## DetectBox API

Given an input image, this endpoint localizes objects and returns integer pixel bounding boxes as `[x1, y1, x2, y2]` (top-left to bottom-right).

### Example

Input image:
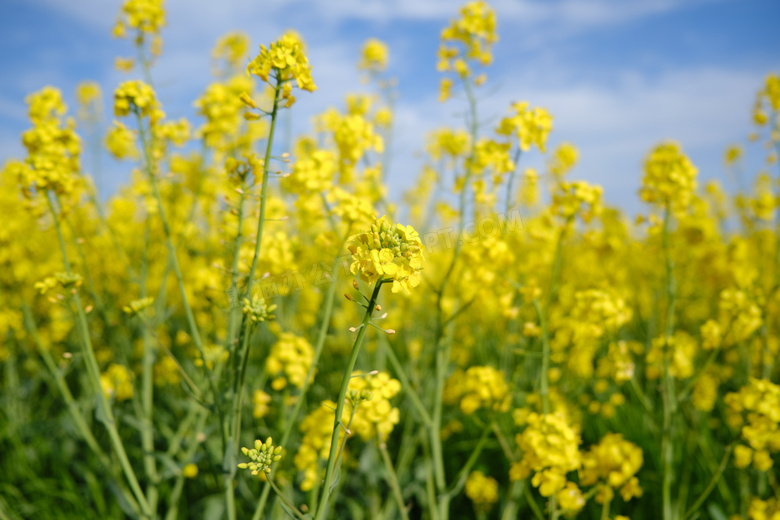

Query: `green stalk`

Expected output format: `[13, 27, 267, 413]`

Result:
[682, 444, 734, 520]
[505, 147, 522, 214]
[223, 81, 283, 518]
[533, 299, 551, 415]
[241, 77, 282, 302]
[660, 203, 677, 520]
[380, 334, 432, 427]
[378, 439, 410, 520]
[252, 228, 350, 520]
[314, 280, 385, 520]
[47, 192, 152, 518]
[443, 423, 492, 499]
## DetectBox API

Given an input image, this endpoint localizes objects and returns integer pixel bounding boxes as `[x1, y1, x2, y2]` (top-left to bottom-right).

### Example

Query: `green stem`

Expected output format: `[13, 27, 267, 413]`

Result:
[533, 299, 551, 415]
[242, 77, 282, 302]
[378, 439, 410, 520]
[314, 280, 385, 520]
[444, 422, 492, 499]
[380, 334, 432, 427]
[47, 192, 152, 518]
[682, 444, 734, 520]
[660, 203, 677, 520]
[251, 228, 350, 520]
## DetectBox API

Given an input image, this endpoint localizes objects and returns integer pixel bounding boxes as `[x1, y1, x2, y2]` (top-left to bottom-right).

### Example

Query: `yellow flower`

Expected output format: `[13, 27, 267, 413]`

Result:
[182, 463, 198, 478]
[639, 141, 697, 212]
[465, 471, 499, 512]
[114, 80, 165, 125]
[246, 35, 316, 106]
[266, 332, 315, 390]
[100, 363, 134, 401]
[105, 121, 138, 160]
[359, 38, 389, 73]
[347, 216, 425, 294]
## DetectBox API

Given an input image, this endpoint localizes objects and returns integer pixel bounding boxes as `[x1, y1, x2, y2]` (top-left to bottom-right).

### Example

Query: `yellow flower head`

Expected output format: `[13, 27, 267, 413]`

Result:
[246, 35, 316, 106]
[639, 141, 698, 212]
[359, 38, 389, 73]
[266, 332, 315, 391]
[347, 216, 425, 294]
[580, 433, 644, 503]
[106, 120, 139, 160]
[347, 371, 402, 441]
[465, 471, 499, 512]
[100, 363, 134, 401]
[496, 101, 554, 153]
[438, 1, 497, 77]
[114, 80, 165, 125]
[212, 31, 250, 75]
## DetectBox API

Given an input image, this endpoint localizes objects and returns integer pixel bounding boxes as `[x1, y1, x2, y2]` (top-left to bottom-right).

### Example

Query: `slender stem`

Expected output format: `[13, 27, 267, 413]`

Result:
[683, 444, 734, 520]
[242, 77, 282, 301]
[314, 280, 385, 520]
[47, 192, 152, 518]
[380, 335, 432, 427]
[600, 494, 611, 520]
[505, 147, 522, 214]
[251, 228, 350, 520]
[268, 478, 308, 520]
[524, 485, 545, 520]
[444, 423, 492, 499]
[533, 299, 551, 415]
[378, 439, 410, 520]
[660, 203, 677, 520]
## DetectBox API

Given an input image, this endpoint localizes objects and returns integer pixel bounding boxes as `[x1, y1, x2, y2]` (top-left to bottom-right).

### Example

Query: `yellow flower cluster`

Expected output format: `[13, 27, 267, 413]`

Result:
[253, 390, 271, 419]
[437, 1, 497, 78]
[194, 75, 256, 151]
[469, 139, 515, 183]
[511, 412, 581, 499]
[427, 128, 471, 161]
[552, 181, 603, 223]
[639, 142, 698, 211]
[288, 149, 337, 194]
[212, 31, 250, 75]
[15, 87, 81, 200]
[464, 471, 499, 512]
[328, 111, 384, 181]
[496, 101, 554, 153]
[294, 401, 346, 491]
[726, 378, 780, 471]
[645, 331, 697, 380]
[753, 73, 780, 127]
[359, 38, 389, 73]
[106, 121, 139, 160]
[347, 216, 424, 294]
[246, 35, 316, 106]
[347, 371, 401, 441]
[443, 366, 511, 415]
[114, 80, 164, 125]
[719, 288, 762, 345]
[580, 433, 644, 503]
[570, 289, 632, 340]
[238, 437, 283, 476]
[100, 363, 134, 401]
[327, 187, 375, 226]
[265, 332, 314, 391]
[114, 0, 165, 36]
[548, 143, 579, 178]
[749, 497, 780, 520]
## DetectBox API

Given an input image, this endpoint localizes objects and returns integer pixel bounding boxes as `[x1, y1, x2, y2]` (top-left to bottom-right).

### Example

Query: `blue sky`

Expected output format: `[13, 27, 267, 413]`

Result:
[1, 0, 778, 213]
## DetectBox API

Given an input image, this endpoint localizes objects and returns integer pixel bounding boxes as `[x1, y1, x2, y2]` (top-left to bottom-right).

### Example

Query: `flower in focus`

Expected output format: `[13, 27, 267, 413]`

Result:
[347, 216, 425, 294]
[246, 35, 316, 107]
